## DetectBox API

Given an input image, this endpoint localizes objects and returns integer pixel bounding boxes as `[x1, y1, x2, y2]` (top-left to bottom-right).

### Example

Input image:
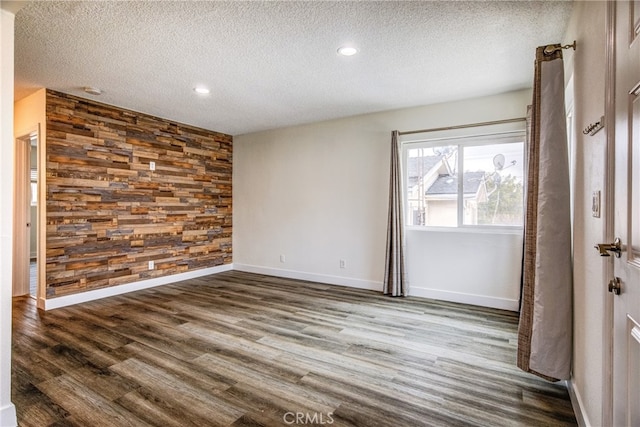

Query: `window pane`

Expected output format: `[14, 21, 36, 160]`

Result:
[462, 142, 524, 226]
[30, 182, 37, 206]
[406, 145, 458, 227]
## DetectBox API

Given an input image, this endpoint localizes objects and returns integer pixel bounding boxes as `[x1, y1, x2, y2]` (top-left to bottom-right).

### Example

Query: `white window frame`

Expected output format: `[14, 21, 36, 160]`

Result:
[402, 129, 526, 232]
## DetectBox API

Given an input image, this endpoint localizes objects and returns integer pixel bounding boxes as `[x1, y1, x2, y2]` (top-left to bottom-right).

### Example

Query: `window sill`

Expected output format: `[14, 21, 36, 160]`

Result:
[405, 225, 523, 235]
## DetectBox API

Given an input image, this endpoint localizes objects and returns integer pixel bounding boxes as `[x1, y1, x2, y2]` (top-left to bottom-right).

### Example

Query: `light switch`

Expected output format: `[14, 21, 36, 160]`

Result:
[150, 161, 155, 171]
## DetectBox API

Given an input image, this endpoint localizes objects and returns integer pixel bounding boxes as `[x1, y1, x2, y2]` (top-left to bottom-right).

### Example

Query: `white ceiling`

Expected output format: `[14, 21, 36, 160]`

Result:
[14, 1, 573, 136]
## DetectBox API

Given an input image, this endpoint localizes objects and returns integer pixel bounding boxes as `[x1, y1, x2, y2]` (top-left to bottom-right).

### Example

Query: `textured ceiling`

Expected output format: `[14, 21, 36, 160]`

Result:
[14, 1, 573, 135]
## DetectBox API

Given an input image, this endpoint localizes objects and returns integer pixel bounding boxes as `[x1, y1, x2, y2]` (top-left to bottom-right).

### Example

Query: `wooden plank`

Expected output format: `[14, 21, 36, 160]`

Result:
[12, 271, 577, 427]
[45, 90, 232, 297]
[37, 375, 151, 427]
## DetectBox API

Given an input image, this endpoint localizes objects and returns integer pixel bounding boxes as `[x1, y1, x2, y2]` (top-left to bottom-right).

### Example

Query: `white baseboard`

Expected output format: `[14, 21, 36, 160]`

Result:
[233, 264, 519, 311]
[409, 286, 519, 311]
[233, 263, 382, 291]
[41, 263, 517, 312]
[0, 402, 17, 427]
[44, 263, 234, 310]
[566, 378, 590, 427]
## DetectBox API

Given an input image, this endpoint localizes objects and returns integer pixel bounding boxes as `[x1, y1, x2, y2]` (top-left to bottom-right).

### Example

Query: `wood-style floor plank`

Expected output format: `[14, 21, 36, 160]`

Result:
[12, 270, 577, 426]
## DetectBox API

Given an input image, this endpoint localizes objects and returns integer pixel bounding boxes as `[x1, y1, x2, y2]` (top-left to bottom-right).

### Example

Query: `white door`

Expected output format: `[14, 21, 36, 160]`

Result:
[611, 1, 640, 425]
[12, 135, 31, 296]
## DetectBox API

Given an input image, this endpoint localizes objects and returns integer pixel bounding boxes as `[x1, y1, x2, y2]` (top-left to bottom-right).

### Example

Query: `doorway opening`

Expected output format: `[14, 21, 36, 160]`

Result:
[13, 130, 40, 300]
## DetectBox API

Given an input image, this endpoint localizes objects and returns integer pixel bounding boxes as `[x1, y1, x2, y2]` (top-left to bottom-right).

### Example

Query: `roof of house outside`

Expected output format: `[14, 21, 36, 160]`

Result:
[426, 171, 485, 195]
[407, 155, 443, 187]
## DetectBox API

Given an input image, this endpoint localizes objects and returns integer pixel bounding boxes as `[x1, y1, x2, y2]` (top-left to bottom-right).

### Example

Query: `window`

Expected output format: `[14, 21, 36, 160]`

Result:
[30, 138, 38, 207]
[30, 169, 37, 206]
[404, 131, 525, 228]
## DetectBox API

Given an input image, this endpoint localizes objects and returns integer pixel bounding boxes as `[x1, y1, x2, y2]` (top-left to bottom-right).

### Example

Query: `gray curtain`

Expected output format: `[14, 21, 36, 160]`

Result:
[517, 45, 573, 381]
[383, 131, 407, 296]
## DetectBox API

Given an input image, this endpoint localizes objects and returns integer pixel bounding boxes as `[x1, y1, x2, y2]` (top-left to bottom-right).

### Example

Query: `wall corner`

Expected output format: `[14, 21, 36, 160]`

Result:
[1, 6, 19, 427]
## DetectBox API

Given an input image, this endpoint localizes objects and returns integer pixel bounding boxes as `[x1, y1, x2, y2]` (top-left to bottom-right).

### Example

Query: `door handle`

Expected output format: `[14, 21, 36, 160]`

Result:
[595, 237, 622, 257]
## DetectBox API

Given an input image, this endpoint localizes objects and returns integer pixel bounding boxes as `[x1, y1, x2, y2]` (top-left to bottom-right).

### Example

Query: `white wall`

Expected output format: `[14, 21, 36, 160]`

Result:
[14, 88, 46, 306]
[14, 88, 45, 137]
[13, 89, 47, 141]
[564, 2, 608, 426]
[234, 90, 530, 309]
[407, 229, 522, 310]
[0, 5, 18, 427]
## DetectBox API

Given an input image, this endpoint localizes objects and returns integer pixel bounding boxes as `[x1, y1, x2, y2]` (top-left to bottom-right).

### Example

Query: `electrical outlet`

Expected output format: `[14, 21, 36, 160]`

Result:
[148, 260, 154, 270]
[340, 259, 346, 269]
[149, 161, 156, 171]
[280, 255, 286, 263]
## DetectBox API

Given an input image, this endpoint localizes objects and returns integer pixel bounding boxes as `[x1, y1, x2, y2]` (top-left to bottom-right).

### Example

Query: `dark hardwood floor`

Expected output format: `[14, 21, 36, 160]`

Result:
[12, 271, 577, 426]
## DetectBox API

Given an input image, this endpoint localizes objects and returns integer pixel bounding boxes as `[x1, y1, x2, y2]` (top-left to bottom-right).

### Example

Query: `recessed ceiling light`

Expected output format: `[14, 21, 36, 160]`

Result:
[193, 86, 210, 95]
[337, 46, 358, 56]
[83, 86, 102, 95]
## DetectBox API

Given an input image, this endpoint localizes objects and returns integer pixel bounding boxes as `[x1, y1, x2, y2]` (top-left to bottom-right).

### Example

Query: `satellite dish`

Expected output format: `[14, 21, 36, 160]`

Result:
[493, 154, 505, 171]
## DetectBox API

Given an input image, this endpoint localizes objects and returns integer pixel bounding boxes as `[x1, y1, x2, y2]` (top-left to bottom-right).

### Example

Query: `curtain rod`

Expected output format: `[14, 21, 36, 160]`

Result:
[543, 40, 577, 56]
[398, 117, 526, 136]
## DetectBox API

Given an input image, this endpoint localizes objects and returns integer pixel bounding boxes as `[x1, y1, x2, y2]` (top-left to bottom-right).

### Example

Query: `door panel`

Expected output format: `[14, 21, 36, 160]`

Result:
[627, 316, 640, 424]
[632, 83, 640, 255]
[633, 1, 640, 39]
[12, 136, 30, 296]
[613, 2, 640, 426]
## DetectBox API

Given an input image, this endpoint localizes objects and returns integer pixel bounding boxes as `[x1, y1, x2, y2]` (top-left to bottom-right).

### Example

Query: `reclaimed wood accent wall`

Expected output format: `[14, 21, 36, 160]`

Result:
[45, 90, 232, 297]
